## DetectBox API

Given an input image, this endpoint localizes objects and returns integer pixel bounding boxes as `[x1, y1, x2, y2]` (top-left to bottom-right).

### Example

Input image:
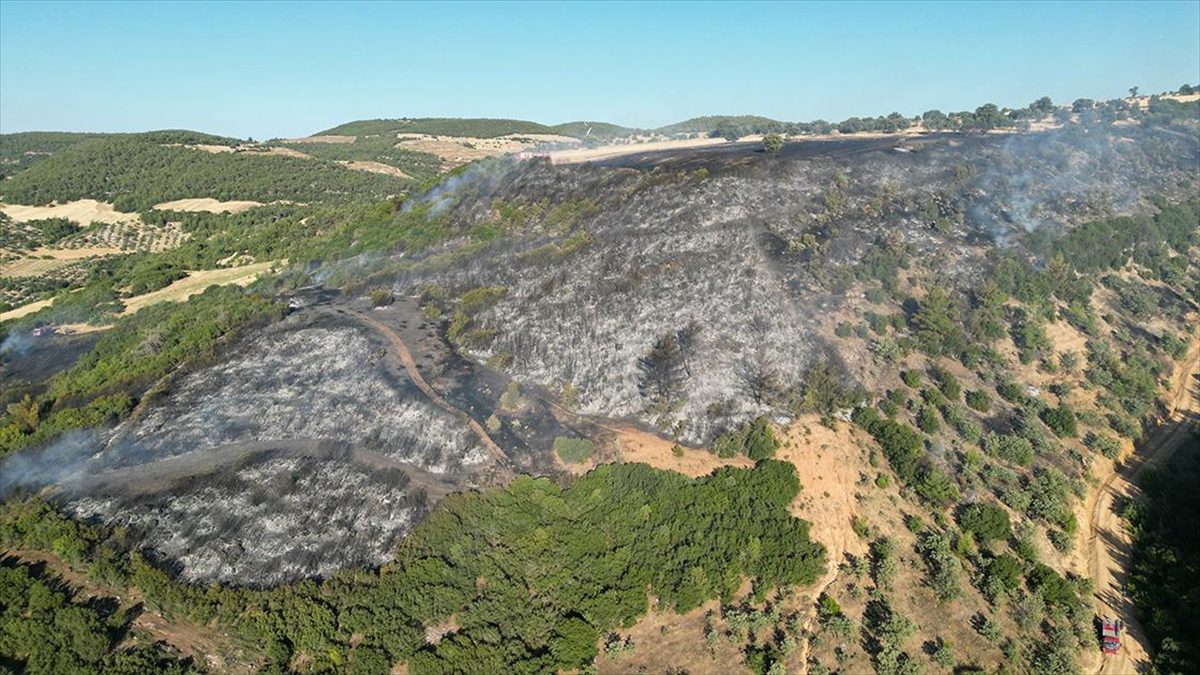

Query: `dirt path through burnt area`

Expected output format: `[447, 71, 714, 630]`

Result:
[343, 307, 511, 469]
[1086, 340, 1200, 675]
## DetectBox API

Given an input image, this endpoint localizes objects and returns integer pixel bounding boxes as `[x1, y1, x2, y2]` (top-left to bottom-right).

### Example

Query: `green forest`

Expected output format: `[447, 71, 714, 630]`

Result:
[0, 460, 825, 673]
[0, 93, 1198, 674]
[0, 136, 405, 211]
[0, 130, 239, 176]
[267, 136, 443, 182]
[0, 560, 196, 674]
[548, 121, 637, 141]
[1126, 435, 1200, 674]
[0, 287, 282, 457]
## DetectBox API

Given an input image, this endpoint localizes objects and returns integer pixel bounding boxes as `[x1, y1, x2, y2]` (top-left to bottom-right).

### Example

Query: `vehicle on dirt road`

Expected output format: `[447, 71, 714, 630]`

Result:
[1101, 617, 1123, 655]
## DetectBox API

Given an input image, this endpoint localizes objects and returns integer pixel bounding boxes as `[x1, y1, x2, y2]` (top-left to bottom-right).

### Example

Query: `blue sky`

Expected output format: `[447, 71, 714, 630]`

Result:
[2, 1, 1198, 139]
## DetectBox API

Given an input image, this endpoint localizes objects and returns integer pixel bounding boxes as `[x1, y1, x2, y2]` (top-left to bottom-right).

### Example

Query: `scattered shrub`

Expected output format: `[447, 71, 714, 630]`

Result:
[956, 502, 1011, 544]
[368, 287, 393, 307]
[553, 436, 596, 464]
[965, 389, 991, 412]
[1084, 432, 1121, 459]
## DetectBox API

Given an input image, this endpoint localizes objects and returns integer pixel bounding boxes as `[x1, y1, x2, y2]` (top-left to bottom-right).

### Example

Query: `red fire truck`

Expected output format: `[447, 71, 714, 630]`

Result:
[1101, 617, 1122, 655]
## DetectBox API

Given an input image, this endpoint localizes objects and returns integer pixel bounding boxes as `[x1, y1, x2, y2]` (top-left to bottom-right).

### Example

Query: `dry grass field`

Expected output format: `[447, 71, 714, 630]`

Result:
[0, 247, 124, 277]
[0, 199, 139, 226]
[118, 260, 278, 315]
[152, 197, 264, 213]
[336, 160, 411, 178]
[395, 132, 578, 169]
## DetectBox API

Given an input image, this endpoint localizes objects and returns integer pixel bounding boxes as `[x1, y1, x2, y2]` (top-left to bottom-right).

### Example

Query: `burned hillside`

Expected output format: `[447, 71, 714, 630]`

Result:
[388, 125, 1200, 442]
[22, 304, 523, 586]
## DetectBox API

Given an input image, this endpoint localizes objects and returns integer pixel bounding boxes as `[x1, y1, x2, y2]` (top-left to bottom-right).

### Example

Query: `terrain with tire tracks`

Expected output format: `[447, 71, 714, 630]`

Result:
[1085, 339, 1200, 675]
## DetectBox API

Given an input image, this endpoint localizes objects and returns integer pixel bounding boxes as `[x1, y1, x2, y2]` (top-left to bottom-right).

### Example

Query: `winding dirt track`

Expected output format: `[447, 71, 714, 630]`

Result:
[343, 308, 511, 468]
[1087, 341, 1200, 675]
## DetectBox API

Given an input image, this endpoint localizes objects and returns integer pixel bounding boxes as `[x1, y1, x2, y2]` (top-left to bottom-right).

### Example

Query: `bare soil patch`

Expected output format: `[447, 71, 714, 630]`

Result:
[181, 143, 237, 153]
[606, 415, 872, 674]
[779, 417, 872, 562]
[339, 160, 412, 179]
[597, 596, 750, 675]
[55, 322, 112, 334]
[1125, 92, 1200, 110]
[615, 425, 753, 476]
[255, 146, 313, 159]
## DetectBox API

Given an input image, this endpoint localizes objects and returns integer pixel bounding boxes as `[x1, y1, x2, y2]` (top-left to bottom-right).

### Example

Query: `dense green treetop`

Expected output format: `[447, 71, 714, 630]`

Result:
[0, 136, 406, 211]
[656, 115, 788, 136]
[0, 130, 239, 176]
[548, 121, 638, 140]
[0, 460, 825, 673]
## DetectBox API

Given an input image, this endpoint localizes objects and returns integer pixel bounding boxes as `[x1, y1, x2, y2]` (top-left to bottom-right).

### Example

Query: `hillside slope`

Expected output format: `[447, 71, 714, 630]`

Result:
[317, 117, 559, 138]
[1, 100, 1198, 675]
[389, 123, 1198, 441]
[0, 135, 405, 211]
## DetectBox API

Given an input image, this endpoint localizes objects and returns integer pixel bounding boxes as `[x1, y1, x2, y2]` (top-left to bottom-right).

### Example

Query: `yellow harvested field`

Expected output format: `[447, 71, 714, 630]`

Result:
[119, 261, 278, 315]
[1126, 92, 1200, 110]
[0, 297, 52, 322]
[254, 146, 312, 159]
[499, 133, 579, 144]
[174, 143, 311, 159]
[1, 262, 274, 325]
[279, 135, 356, 144]
[182, 144, 237, 153]
[152, 198, 264, 214]
[549, 135, 758, 165]
[1, 246, 124, 277]
[0, 199, 140, 226]
[394, 133, 580, 168]
[337, 160, 411, 178]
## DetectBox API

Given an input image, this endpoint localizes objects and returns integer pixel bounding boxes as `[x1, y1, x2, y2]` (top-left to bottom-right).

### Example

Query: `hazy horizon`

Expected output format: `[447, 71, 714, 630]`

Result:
[2, 0, 1199, 139]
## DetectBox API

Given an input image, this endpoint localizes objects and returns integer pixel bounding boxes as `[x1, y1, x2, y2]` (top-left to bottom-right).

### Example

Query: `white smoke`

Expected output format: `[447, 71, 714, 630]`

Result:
[402, 156, 518, 216]
[0, 429, 101, 497]
[0, 331, 34, 358]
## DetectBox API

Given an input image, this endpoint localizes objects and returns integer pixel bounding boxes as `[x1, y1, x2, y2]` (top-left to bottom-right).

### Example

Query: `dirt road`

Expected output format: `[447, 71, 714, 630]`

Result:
[344, 307, 511, 468]
[4, 549, 257, 673]
[1087, 341, 1200, 675]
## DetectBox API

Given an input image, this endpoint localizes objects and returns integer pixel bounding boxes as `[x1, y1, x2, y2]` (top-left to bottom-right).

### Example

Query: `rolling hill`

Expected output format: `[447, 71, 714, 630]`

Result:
[316, 117, 560, 139]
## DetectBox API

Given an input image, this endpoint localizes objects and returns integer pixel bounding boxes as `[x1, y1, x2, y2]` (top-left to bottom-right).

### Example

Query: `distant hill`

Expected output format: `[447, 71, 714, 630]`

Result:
[550, 121, 639, 140]
[655, 115, 788, 136]
[316, 118, 560, 139]
[0, 130, 238, 176]
[1, 134, 403, 211]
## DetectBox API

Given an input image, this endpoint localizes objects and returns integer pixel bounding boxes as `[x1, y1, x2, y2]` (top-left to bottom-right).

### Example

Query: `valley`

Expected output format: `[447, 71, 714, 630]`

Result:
[1, 89, 1198, 675]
